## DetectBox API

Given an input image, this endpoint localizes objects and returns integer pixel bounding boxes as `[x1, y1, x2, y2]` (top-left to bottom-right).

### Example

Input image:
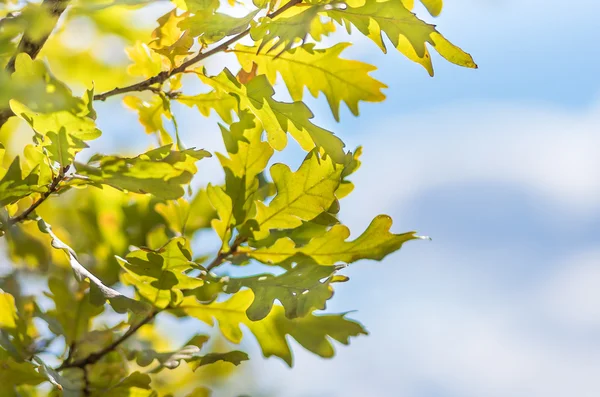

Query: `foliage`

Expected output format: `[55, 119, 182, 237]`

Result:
[0, 0, 474, 394]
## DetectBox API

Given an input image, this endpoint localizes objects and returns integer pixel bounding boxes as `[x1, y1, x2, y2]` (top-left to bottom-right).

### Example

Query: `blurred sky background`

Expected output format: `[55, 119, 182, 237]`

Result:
[91, 0, 600, 395]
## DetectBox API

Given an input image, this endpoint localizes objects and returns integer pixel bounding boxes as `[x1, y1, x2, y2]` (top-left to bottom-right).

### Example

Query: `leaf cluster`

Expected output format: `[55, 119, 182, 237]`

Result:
[0, 0, 469, 394]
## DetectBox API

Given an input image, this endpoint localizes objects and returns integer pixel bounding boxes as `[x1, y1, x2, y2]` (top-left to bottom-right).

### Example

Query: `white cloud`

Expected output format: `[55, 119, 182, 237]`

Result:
[343, 100, 600, 228]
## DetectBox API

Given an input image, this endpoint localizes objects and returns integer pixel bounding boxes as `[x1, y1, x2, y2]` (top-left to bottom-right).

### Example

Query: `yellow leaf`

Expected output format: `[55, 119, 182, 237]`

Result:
[177, 289, 367, 366]
[251, 150, 343, 239]
[198, 69, 346, 162]
[244, 215, 420, 265]
[235, 42, 386, 121]
[328, 0, 476, 74]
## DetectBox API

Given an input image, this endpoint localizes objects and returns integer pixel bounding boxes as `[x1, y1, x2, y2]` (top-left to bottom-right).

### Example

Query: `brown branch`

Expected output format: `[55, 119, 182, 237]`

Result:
[55, 310, 158, 371]
[0, 0, 71, 129]
[206, 236, 246, 272]
[93, 0, 303, 102]
[4, 165, 69, 228]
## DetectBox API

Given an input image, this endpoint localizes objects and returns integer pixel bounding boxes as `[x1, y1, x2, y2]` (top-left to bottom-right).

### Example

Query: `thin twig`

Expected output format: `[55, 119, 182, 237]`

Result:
[4, 165, 69, 228]
[93, 0, 303, 102]
[55, 310, 158, 371]
[206, 236, 245, 272]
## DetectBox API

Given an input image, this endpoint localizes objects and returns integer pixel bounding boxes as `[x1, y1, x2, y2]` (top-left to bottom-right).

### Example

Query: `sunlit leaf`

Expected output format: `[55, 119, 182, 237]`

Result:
[199, 69, 346, 163]
[235, 42, 386, 121]
[117, 237, 203, 309]
[176, 289, 367, 366]
[74, 145, 211, 200]
[225, 263, 346, 320]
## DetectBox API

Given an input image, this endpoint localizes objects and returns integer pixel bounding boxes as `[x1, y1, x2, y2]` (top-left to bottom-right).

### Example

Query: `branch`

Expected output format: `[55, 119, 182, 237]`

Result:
[0, 0, 71, 129]
[55, 310, 158, 371]
[4, 165, 69, 228]
[206, 236, 246, 272]
[93, 0, 303, 102]
[5, 0, 70, 73]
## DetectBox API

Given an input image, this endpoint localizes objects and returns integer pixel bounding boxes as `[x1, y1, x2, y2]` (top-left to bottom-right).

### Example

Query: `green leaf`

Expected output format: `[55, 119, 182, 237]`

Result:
[3, 53, 83, 113]
[34, 356, 84, 393]
[0, 156, 43, 207]
[179, 9, 260, 45]
[117, 237, 204, 309]
[209, 113, 274, 245]
[0, 358, 45, 390]
[98, 371, 156, 397]
[177, 91, 237, 124]
[155, 191, 216, 236]
[45, 128, 88, 167]
[244, 215, 420, 265]
[198, 69, 346, 163]
[251, 5, 326, 54]
[74, 145, 211, 200]
[37, 218, 149, 314]
[131, 338, 207, 371]
[250, 149, 344, 240]
[236, 42, 386, 121]
[187, 350, 249, 371]
[10, 100, 101, 141]
[225, 263, 346, 320]
[44, 276, 104, 345]
[177, 290, 367, 366]
[328, 0, 476, 75]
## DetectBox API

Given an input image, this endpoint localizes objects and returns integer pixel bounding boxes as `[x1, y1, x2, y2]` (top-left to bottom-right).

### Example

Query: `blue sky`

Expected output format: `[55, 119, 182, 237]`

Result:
[92, 0, 600, 395]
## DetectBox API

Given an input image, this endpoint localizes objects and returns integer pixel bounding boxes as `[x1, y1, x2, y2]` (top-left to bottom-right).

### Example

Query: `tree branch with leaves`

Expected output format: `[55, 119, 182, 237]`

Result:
[0, 0, 474, 394]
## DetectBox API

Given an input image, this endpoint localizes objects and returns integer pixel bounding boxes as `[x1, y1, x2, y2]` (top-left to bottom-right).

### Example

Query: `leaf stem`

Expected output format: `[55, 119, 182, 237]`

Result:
[4, 165, 69, 228]
[92, 0, 303, 102]
[55, 310, 158, 371]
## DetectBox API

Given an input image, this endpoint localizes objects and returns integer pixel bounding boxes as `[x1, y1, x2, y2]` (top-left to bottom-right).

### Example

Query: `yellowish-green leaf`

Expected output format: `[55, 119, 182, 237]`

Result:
[177, 90, 237, 124]
[187, 351, 249, 371]
[150, 9, 194, 66]
[235, 42, 386, 121]
[45, 128, 88, 167]
[123, 94, 173, 144]
[177, 289, 367, 366]
[44, 276, 104, 345]
[0, 157, 43, 207]
[328, 0, 476, 75]
[225, 263, 345, 320]
[37, 218, 150, 314]
[210, 113, 274, 239]
[199, 69, 346, 162]
[250, 149, 343, 240]
[74, 145, 211, 200]
[117, 237, 203, 309]
[10, 100, 101, 141]
[251, 5, 330, 54]
[126, 41, 164, 78]
[99, 371, 156, 397]
[179, 9, 259, 45]
[244, 215, 419, 265]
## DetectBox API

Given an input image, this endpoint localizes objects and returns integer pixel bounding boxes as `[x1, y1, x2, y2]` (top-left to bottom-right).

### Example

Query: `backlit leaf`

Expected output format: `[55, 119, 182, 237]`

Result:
[176, 289, 367, 366]
[235, 42, 386, 121]
[225, 263, 345, 320]
[199, 69, 346, 163]
[117, 237, 203, 309]
[74, 145, 211, 200]
[250, 149, 344, 240]
[245, 215, 419, 265]
[328, 0, 476, 75]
